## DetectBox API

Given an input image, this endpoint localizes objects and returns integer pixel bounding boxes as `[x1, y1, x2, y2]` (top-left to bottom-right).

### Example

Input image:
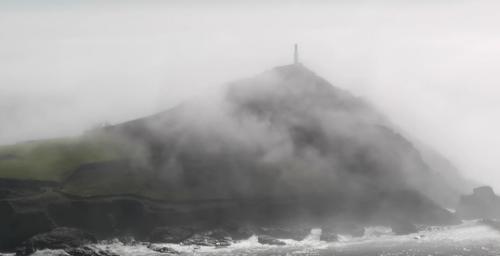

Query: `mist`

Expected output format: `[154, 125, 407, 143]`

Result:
[2, 0, 500, 194]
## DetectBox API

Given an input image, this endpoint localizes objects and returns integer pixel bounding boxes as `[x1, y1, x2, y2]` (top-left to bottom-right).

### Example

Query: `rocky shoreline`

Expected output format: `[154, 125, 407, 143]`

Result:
[2, 178, 500, 256]
[0, 178, 460, 255]
[0, 191, 355, 254]
[1, 223, 415, 256]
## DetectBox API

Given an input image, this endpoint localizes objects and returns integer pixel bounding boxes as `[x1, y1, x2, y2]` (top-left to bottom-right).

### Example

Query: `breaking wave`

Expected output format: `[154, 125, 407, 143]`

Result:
[19, 220, 500, 256]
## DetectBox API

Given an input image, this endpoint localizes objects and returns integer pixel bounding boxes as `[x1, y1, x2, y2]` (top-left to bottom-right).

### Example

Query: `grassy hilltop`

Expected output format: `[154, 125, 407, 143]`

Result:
[0, 135, 119, 182]
[0, 132, 187, 199]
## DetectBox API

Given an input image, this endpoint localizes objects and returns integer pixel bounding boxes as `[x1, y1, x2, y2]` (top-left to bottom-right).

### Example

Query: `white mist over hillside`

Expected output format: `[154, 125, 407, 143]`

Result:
[1, 1, 500, 190]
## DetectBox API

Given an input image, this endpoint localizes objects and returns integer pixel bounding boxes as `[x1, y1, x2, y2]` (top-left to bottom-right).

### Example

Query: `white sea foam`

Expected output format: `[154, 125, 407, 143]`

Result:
[94, 221, 500, 255]
[333, 220, 500, 250]
[303, 228, 322, 242]
[22, 220, 500, 256]
[30, 249, 70, 256]
[229, 235, 260, 249]
[363, 226, 394, 238]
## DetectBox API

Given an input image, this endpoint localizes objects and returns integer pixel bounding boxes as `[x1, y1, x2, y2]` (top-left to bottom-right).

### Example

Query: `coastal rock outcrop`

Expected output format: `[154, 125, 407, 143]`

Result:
[456, 186, 500, 219]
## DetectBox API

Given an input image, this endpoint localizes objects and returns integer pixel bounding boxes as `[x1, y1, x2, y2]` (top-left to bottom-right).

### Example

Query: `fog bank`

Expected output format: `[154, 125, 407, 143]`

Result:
[1, 1, 500, 190]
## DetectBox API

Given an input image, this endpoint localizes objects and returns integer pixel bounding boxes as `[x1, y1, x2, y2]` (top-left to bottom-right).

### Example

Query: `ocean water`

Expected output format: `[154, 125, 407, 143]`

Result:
[22, 220, 500, 256]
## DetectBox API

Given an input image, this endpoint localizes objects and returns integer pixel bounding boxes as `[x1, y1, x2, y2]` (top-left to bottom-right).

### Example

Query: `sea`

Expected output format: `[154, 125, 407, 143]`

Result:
[11, 220, 500, 256]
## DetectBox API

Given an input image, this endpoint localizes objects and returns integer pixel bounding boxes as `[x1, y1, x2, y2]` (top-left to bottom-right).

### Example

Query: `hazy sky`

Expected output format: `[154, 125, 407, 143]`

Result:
[1, 1, 500, 191]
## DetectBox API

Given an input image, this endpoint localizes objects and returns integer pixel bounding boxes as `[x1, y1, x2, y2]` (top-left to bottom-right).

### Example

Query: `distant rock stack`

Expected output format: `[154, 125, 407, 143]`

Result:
[456, 186, 500, 219]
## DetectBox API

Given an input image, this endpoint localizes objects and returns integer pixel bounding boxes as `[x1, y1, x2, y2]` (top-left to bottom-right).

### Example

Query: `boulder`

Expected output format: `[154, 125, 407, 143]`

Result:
[257, 235, 286, 246]
[456, 186, 500, 219]
[149, 226, 194, 243]
[21, 227, 97, 255]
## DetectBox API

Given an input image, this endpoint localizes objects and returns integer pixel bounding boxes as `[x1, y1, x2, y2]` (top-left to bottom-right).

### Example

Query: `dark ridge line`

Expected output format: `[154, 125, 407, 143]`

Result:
[54, 189, 327, 206]
[0, 178, 59, 187]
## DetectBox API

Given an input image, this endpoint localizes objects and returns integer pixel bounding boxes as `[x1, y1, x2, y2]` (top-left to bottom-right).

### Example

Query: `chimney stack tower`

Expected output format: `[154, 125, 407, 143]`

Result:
[294, 44, 299, 65]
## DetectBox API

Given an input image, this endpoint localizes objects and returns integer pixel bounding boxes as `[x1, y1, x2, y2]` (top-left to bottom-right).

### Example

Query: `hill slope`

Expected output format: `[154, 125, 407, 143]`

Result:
[0, 64, 469, 207]
[0, 63, 477, 251]
[58, 64, 465, 206]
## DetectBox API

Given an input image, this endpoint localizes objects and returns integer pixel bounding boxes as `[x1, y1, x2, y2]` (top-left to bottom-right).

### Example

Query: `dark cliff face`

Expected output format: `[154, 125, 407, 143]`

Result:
[71, 64, 467, 212]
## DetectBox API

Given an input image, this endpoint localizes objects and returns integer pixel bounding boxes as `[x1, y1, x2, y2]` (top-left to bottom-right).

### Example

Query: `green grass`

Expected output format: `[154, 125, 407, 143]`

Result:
[0, 134, 124, 182]
[0, 132, 194, 200]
